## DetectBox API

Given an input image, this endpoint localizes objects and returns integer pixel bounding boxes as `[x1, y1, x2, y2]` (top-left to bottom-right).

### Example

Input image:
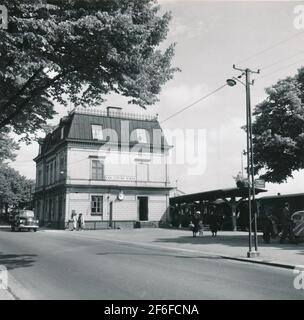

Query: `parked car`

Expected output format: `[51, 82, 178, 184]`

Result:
[11, 210, 39, 232]
[291, 211, 304, 241]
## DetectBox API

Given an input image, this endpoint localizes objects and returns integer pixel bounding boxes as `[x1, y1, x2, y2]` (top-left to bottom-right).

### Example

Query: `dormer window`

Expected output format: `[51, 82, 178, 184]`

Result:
[135, 129, 148, 143]
[91, 125, 103, 140]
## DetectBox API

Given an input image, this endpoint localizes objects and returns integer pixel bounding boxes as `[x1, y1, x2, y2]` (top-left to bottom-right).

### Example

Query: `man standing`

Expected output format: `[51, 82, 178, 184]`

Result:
[78, 213, 85, 231]
[280, 203, 295, 244]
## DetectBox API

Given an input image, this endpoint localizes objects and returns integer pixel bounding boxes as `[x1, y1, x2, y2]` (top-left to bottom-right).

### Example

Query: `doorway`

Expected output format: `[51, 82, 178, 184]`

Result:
[138, 196, 148, 221]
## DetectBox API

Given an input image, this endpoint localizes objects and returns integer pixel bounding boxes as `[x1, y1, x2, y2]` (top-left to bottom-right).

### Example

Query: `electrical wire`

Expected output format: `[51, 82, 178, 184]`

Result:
[261, 51, 304, 70]
[159, 83, 228, 124]
[256, 58, 304, 81]
[236, 30, 304, 65]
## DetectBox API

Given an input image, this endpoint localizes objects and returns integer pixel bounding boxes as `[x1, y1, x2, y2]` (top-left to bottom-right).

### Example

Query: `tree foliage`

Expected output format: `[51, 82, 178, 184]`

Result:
[0, 131, 20, 162]
[252, 67, 304, 183]
[0, 0, 179, 140]
[0, 165, 34, 211]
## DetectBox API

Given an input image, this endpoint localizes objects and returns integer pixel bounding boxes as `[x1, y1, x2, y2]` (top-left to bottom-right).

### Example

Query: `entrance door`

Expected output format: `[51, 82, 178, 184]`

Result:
[138, 196, 148, 221]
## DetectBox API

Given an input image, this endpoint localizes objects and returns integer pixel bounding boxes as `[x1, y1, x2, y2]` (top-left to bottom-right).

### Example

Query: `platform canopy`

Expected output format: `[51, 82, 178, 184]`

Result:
[170, 187, 267, 204]
[170, 187, 267, 231]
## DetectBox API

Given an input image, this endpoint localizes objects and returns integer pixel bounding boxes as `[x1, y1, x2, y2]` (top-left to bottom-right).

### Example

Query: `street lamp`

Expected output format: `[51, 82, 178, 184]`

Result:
[226, 79, 237, 87]
[226, 69, 260, 258]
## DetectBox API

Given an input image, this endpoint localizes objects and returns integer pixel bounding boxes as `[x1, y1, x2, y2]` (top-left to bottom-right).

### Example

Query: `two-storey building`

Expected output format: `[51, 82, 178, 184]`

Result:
[34, 107, 172, 229]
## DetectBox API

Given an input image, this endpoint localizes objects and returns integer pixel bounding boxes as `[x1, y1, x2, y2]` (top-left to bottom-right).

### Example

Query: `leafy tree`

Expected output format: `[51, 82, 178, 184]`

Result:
[252, 67, 304, 183]
[0, 131, 20, 162]
[0, 0, 179, 141]
[0, 165, 34, 213]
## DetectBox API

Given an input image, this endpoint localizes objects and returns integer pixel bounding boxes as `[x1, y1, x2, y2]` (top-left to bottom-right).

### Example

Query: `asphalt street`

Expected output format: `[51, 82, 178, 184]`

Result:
[0, 227, 303, 300]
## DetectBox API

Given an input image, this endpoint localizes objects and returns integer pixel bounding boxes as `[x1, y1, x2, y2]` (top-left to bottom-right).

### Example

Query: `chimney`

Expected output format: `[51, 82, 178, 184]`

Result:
[107, 106, 122, 117]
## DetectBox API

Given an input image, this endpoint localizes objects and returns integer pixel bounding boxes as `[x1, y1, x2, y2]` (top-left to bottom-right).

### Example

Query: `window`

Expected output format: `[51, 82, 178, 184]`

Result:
[54, 159, 57, 183]
[59, 154, 65, 178]
[50, 162, 53, 184]
[135, 129, 148, 143]
[46, 165, 49, 185]
[91, 125, 103, 140]
[91, 196, 103, 215]
[91, 160, 104, 180]
[37, 170, 42, 187]
[60, 127, 64, 139]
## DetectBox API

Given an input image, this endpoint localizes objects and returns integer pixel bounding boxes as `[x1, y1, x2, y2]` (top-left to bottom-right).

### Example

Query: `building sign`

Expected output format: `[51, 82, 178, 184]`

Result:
[104, 175, 136, 181]
[254, 179, 266, 189]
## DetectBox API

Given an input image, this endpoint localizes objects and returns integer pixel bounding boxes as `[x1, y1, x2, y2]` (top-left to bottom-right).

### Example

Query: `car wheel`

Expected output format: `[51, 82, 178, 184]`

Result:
[34, 229, 37, 232]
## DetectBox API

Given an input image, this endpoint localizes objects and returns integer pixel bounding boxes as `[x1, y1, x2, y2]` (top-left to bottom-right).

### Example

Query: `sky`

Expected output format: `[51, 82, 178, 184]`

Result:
[9, 0, 304, 197]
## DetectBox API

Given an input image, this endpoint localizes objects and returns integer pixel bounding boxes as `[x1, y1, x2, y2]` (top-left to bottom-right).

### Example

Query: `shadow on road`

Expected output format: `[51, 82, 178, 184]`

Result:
[96, 252, 222, 260]
[0, 252, 37, 270]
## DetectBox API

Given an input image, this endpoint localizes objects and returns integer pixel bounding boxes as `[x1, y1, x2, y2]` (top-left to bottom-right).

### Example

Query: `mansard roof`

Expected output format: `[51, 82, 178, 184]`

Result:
[35, 107, 169, 160]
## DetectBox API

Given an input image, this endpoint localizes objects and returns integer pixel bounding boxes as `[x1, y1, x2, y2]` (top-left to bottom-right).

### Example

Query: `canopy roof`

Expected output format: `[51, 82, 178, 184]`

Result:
[170, 187, 267, 204]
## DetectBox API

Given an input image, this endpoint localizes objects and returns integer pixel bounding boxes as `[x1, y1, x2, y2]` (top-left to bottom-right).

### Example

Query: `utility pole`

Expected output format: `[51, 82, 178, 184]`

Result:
[241, 149, 246, 178]
[233, 65, 260, 258]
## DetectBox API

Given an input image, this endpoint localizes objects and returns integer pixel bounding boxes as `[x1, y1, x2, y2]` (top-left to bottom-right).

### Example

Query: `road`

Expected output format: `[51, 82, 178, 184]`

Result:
[0, 227, 303, 300]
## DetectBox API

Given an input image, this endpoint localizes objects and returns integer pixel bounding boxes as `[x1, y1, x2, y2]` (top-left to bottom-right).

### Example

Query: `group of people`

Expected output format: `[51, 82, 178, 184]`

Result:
[262, 202, 296, 244]
[71, 213, 85, 231]
[189, 210, 219, 237]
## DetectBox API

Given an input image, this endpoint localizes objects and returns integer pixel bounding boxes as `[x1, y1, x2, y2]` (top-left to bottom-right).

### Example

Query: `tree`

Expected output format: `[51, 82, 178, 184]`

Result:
[252, 67, 304, 183]
[0, 165, 34, 213]
[0, 0, 179, 141]
[0, 131, 20, 162]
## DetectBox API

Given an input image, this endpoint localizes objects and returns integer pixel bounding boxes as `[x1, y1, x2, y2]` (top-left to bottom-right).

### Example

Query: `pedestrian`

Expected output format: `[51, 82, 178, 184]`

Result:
[72, 213, 78, 231]
[189, 220, 195, 237]
[269, 208, 279, 238]
[209, 210, 219, 237]
[192, 211, 201, 238]
[279, 202, 295, 244]
[198, 219, 204, 236]
[78, 213, 85, 231]
[262, 212, 273, 244]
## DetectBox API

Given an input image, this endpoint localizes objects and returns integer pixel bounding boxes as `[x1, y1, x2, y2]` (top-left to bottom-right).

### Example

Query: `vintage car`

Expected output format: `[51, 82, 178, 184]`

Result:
[291, 211, 304, 241]
[11, 210, 39, 232]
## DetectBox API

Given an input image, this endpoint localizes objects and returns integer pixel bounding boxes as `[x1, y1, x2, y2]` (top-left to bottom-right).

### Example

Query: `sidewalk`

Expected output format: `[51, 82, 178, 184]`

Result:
[67, 228, 304, 269]
[0, 289, 14, 300]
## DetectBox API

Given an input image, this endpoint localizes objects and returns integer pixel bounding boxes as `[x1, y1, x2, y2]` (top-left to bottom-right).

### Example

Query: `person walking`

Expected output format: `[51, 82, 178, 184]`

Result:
[209, 211, 219, 237]
[72, 213, 78, 231]
[198, 219, 204, 236]
[279, 202, 295, 244]
[192, 211, 201, 238]
[262, 212, 273, 244]
[78, 213, 85, 231]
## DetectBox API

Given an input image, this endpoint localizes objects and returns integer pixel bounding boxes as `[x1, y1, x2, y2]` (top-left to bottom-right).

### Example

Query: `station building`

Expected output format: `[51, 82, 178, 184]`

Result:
[34, 107, 172, 229]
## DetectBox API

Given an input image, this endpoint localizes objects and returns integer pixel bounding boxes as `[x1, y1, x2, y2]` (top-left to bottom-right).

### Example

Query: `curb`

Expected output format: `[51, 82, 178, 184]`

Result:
[219, 255, 296, 270]
[63, 231, 299, 270]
